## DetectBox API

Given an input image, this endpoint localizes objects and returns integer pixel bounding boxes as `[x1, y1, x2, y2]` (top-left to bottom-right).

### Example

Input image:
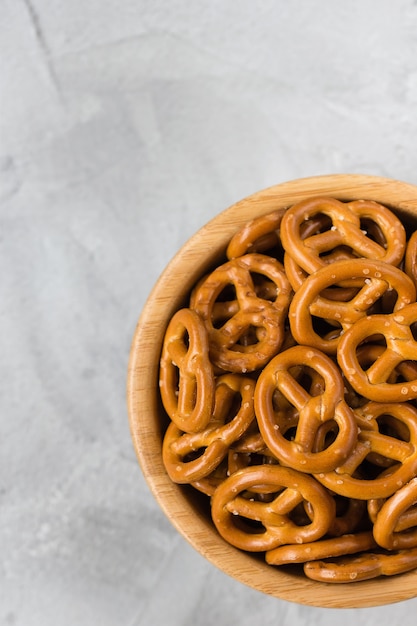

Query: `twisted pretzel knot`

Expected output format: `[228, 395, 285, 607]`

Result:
[315, 402, 417, 500]
[191, 253, 292, 372]
[280, 196, 406, 277]
[254, 345, 357, 473]
[162, 374, 256, 483]
[338, 302, 417, 402]
[289, 258, 416, 355]
[159, 308, 215, 432]
[211, 464, 335, 551]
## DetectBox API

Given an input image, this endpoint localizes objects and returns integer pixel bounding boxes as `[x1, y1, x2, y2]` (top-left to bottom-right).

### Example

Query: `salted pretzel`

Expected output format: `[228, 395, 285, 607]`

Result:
[162, 374, 256, 483]
[159, 308, 215, 432]
[266, 530, 376, 566]
[315, 401, 417, 500]
[254, 345, 357, 473]
[226, 209, 286, 260]
[279, 196, 406, 277]
[191, 253, 292, 373]
[337, 302, 417, 402]
[159, 195, 417, 583]
[289, 258, 416, 355]
[304, 546, 417, 583]
[211, 464, 335, 551]
[372, 477, 417, 550]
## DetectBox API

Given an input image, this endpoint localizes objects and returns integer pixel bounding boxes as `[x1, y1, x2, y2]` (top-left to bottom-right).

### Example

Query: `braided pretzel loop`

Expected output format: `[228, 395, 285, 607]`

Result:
[227, 209, 286, 260]
[159, 308, 215, 432]
[211, 464, 336, 551]
[280, 196, 406, 277]
[191, 253, 292, 372]
[303, 546, 417, 583]
[372, 477, 417, 549]
[338, 302, 417, 402]
[266, 530, 376, 566]
[254, 345, 357, 473]
[315, 401, 417, 500]
[289, 259, 416, 355]
[162, 374, 256, 483]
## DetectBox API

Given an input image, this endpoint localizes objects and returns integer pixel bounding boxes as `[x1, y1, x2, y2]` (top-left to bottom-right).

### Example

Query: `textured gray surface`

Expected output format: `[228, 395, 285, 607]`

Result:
[3, 1, 417, 624]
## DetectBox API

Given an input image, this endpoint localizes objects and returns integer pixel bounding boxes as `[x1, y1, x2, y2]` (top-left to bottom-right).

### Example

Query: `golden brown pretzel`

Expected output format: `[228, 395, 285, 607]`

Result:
[191, 253, 292, 373]
[211, 464, 335, 551]
[266, 531, 376, 566]
[254, 346, 357, 473]
[226, 209, 286, 260]
[280, 196, 406, 277]
[289, 258, 416, 355]
[159, 308, 215, 432]
[315, 402, 417, 500]
[304, 546, 417, 583]
[337, 302, 417, 402]
[162, 374, 256, 483]
[372, 477, 417, 549]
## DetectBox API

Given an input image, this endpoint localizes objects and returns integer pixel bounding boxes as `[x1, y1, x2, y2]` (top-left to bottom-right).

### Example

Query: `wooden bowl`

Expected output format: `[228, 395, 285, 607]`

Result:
[127, 174, 417, 608]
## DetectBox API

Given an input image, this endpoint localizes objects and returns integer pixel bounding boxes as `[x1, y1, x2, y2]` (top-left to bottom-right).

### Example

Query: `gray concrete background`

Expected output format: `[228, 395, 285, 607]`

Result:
[3, 1, 417, 624]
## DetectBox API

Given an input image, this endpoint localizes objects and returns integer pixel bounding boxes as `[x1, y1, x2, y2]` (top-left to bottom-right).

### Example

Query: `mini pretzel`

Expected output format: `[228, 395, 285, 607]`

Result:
[280, 196, 406, 277]
[372, 477, 417, 549]
[337, 302, 417, 402]
[159, 308, 215, 432]
[191, 253, 292, 373]
[226, 209, 286, 259]
[254, 345, 357, 473]
[211, 464, 335, 551]
[315, 401, 417, 500]
[266, 530, 376, 566]
[162, 374, 256, 483]
[289, 258, 416, 355]
[304, 546, 417, 583]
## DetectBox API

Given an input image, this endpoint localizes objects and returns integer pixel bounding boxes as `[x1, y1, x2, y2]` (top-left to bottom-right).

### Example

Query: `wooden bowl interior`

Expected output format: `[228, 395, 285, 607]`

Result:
[127, 174, 417, 608]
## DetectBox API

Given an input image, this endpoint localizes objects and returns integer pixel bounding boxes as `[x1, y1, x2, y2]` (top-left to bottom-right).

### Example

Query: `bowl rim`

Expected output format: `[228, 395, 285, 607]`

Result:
[127, 173, 417, 608]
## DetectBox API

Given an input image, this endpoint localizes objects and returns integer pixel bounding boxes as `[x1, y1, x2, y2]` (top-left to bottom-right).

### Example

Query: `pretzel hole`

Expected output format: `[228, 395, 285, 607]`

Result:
[359, 218, 387, 248]
[252, 273, 279, 301]
[300, 213, 332, 237]
[377, 414, 410, 443]
[312, 315, 343, 338]
[249, 232, 283, 259]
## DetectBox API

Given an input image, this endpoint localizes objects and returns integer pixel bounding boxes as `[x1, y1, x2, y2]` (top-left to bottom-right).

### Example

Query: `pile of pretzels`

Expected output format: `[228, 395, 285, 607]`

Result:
[159, 196, 417, 583]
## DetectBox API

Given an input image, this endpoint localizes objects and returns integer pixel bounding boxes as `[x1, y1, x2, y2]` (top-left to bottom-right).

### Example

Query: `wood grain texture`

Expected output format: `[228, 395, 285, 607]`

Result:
[127, 174, 417, 608]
